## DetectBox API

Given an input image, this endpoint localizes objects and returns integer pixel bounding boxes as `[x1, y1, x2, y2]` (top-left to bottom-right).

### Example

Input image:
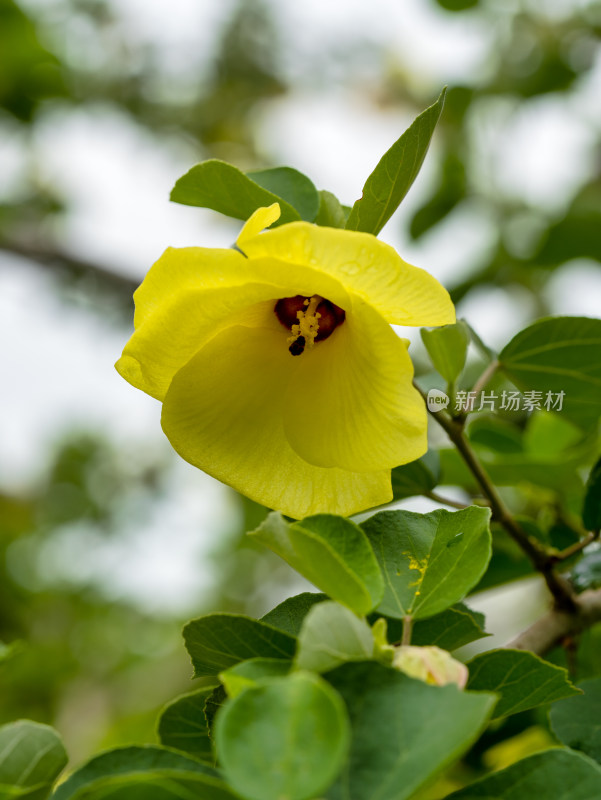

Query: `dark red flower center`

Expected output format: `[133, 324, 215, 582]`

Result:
[274, 294, 346, 356]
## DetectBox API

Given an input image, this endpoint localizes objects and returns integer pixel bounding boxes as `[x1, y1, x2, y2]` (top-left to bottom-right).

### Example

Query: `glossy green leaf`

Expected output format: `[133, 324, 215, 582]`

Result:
[295, 601, 374, 673]
[157, 689, 215, 761]
[582, 455, 601, 531]
[0, 720, 67, 800]
[250, 512, 384, 616]
[314, 190, 348, 228]
[361, 507, 492, 619]
[53, 746, 217, 800]
[345, 88, 446, 234]
[219, 658, 291, 698]
[445, 749, 601, 799]
[261, 592, 327, 637]
[215, 673, 349, 800]
[378, 603, 488, 650]
[421, 321, 470, 383]
[183, 614, 296, 678]
[66, 770, 238, 800]
[466, 649, 580, 719]
[246, 167, 319, 221]
[499, 317, 601, 429]
[170, 160, 301, 225]
[550, 677, 601, 763]
[326, 662, 496, 800]
[391, 450, 441, 501]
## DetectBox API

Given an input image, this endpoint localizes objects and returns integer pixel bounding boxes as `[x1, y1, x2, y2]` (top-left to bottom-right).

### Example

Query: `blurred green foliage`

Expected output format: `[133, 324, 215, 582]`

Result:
[1, 0, 601, 769]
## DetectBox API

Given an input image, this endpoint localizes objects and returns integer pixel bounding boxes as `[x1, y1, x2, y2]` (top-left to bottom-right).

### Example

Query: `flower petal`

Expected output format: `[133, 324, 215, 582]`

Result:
[240, 222, 455, 326]
[133, 247, 248, 329]
[116, 283, 286, 401]
[283, 301, 427, 472]
[161, 325, 392, 518]
[237, 203, 281, 248]
[117, 246, 352, 401]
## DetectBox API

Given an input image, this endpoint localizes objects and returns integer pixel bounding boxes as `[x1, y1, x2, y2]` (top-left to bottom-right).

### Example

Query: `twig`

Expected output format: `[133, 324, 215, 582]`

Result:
[401, 616, 413, 646]
[471, 359, 499, 400]
[425, 491, 469, 510]
[418, 386, 577, 612]
[553, 529, 601, 562]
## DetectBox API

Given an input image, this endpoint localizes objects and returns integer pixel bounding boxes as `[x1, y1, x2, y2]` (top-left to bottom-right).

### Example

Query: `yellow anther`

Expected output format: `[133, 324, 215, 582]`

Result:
[287, 295, 323, 354]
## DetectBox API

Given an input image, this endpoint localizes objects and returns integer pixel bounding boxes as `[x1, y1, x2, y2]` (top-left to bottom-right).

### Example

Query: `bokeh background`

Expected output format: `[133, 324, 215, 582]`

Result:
[2, 0, 601, 764]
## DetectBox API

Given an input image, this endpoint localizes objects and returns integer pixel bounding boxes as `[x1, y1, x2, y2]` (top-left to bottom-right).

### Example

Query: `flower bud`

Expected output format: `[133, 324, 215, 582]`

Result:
[392, 645, 468, 689]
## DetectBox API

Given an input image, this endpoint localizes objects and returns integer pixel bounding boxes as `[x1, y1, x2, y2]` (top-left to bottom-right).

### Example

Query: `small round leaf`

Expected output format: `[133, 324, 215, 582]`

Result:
[215, 673, 349, 800]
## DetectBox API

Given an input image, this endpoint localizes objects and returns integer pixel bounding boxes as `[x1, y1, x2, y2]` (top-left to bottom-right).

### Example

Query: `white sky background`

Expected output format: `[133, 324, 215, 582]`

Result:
[2, 0, 601, 616]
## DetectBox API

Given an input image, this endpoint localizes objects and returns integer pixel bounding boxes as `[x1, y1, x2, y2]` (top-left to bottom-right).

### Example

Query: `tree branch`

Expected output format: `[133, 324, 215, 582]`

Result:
[419, 389, 578, 612]
[507, 589, 601, 655]
[0, 239, 139, 298]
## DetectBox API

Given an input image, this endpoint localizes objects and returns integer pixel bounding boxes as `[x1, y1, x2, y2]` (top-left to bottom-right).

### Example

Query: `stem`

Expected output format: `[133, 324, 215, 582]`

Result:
[418, 386, 577, 612]
[425, 491, 468, 510]
[401, 615, 413, 646]
[508, 588, 601, 655]
[471, 359, 499, 400]
[554, 529, 601, 562]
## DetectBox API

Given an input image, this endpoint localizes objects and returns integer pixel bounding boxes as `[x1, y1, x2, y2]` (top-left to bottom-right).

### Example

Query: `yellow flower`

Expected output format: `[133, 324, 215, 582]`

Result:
[116, 204, 454, 518]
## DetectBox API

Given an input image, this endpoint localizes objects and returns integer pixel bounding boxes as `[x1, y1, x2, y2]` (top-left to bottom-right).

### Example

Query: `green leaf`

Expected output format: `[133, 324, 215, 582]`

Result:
[65, 770, 238, 800]
[157, 689, 215, 761]
[381, 603, 489, 650]
[183, 614, 296, 678]
[249, 512, 384, 616]
[295, 601, 375, 673]
[219, 658, 291, 698]
[466, 649, 580, 719]
[444, 749, 601, 799]
[53, 746, 217, 800]
[0, 720, 67, 800]
[215, 673, 349, 800]
[421, 321, 470, 384]
[523, 412, 583, 458]
[170, 160, 301, 225]
[361, 507, 492, 620]
[246, 167, 319, 222]
[583, 455, 601, 531]
[261, 592, 327, 637]
[391, 450, 441, 501]
[572, 550, 601, 592]
[326, 662, 496, 800]
[345, 88, 446, 235]
[499, 316, 601, 429]
[550, 677, 601, 763]
[464, 320, 497, 362]
[468, 416, 523, 455]
[314, 190, 348, 228]
[203, 686, 227, 736]
[0, 640, 21, 664]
